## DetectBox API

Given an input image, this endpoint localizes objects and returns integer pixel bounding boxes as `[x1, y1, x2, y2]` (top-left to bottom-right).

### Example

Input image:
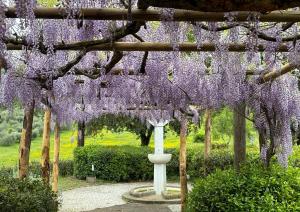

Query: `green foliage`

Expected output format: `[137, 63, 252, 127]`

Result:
[187, 149, 234, 178]
[73, 145, 236, 181]
[0, 160, 74, 178]
[187, 164, 300, 212]
[0, 107, 43, 146]
[58, 160, 74, 177]
[86, 114, 154, 145]
[74, 145, 153, 181]
[211, 107, 233, 142]
[193, 132, 205, 143]
[0, 173, 59, 212]
[38, 0, 58, 7]
[198, 107, 258, 144]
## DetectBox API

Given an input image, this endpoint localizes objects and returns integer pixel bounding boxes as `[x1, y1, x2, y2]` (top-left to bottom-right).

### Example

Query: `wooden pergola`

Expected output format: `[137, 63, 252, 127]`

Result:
[3, 2, 300, 210]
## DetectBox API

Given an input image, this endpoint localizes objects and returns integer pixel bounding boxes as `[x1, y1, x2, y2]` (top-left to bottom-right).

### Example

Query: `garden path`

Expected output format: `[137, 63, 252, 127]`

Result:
[60, 182, 180, 212]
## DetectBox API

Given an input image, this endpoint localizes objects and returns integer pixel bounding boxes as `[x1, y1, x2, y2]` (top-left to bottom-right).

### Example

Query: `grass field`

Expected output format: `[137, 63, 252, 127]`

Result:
[0, 129, 196, 167]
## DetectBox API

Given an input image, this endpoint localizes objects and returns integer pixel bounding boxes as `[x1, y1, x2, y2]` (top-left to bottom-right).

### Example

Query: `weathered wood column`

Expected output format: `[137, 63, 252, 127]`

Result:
[41, 108, 51, 184]
[233, 103, 246, 171]
[77, 120, 85, 147]
[179, 116, 188, 212]
[19, 100, 35, 179]
[52, 121, 60, 192]
[204, 109, 212, 159]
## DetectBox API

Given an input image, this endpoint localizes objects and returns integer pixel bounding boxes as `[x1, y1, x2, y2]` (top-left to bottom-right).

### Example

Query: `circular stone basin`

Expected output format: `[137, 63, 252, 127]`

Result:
[148, 154, 172, 164]
[123, 186, 181, 204]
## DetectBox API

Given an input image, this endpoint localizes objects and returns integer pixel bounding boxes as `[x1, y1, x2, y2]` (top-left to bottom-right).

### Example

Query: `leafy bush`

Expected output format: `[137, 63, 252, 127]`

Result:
[58, 160, 74, 176]
[0, 107, 44, 146]
[187, 164, 300, 212]
[1, 160, 74, 178]
[74, 145, 153, 181]
[73, 145, 236, 181]
[211, 143, 229, 149]
[193, 133, 205, 143]
[0, 173, 59, 212]
[187, 149, 233, 178]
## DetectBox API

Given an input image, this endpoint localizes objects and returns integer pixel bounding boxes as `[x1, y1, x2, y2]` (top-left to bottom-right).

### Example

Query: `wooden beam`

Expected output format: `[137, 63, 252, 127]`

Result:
[19, 100, 35, 179]
[179, 116, 188, 212]
[6, 42, 291, 52]
[233, 103, 246, 171]
[204, 109, 212, 160]
[52, 121, 60, 193]
[138, 0, 300, 13]
[41, 108, 51, 184]
[5, 7, 300, 22]
[260, 63, 297, 83]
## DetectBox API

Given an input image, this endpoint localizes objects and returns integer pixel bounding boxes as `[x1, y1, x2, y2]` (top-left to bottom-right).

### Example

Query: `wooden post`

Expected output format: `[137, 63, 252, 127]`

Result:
[77, 120, 85, 147]
[19, 100, 35, 179]
[52, 121, 60, 192]
[233, 103, 246, 171]
[41, 108, 51, 184]
[179, 116, 188, 212]
[204, 109, 212, 159]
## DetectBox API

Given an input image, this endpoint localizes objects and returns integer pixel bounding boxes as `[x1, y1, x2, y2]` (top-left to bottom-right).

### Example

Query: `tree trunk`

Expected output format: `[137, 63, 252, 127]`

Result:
[140, 126, 154, 146]
[233, 103, 246, 171]
[258, 131, 266, 153]
[138, 0, 300, 12]
[179, 116, 188, 212]
[52, 122, 60, 192]
[19, 101, 35, 179]
[41, 108, 51, 184]
[297, 131, 300, 145]
[77, 120, 85, 147]
[204, 109, 212, 160]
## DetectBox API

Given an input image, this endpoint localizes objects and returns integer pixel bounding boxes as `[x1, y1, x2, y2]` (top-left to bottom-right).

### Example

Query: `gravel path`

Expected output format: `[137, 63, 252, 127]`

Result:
[60, 182, 180, 212]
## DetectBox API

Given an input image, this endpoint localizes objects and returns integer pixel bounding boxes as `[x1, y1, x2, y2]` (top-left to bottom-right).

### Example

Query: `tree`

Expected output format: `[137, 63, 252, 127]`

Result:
[86, 114, 154, 146]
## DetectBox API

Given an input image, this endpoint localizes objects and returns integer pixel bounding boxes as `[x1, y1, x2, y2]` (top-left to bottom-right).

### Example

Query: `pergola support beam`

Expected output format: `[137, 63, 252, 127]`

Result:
[5, 7, 300, 22]
[6, 42, 291, 52]
[138, 0, 300, 13]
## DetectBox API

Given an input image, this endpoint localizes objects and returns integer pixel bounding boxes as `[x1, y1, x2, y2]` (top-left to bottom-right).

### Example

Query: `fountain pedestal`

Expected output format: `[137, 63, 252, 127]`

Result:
[148, 120, 171, 195]
[122, 120, 180, 204]
[148, 153, 172, 195]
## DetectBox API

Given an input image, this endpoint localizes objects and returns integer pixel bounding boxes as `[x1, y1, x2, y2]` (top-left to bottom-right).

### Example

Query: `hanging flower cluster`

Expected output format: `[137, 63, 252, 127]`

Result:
[0, 0, 300, 166]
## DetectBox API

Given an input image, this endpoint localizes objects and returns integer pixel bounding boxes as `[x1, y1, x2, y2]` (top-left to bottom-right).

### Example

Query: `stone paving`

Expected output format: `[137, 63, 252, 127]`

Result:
[88, 203, 173, 212]
[59, 182, 180, 212]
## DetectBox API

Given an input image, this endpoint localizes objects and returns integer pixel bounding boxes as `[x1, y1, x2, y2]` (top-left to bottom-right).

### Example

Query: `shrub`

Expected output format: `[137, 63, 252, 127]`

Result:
[187, 164, 300, 212]
[0, 173, 59, 212]
[73, 145, 236, 181]
[187, 149, 233, 178]
[193, 133, 205, 143]
[211, 143, 229, 149]
[0, 107, 44, 146]
[29, 161, 74, 177]
[74, 145, 153, 181]
[58, 160, 74, 176]
[1, 160, 74, 178]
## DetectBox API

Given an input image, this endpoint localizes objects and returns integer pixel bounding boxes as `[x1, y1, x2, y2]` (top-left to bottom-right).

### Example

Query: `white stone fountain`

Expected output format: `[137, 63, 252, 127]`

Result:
[147, 120, 171, 195]
[122, 119, 180, 204]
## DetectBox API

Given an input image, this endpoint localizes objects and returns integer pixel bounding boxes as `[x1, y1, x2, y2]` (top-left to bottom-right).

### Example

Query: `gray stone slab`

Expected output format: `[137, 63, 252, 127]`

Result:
[87, 203, 172, 212]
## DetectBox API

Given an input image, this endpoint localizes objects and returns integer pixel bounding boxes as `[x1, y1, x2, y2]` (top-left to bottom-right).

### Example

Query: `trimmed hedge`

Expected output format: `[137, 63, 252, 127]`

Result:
[0, 160, 74, 178]
[0, 173, 59, 212]
[74, 145, 235, 181]
[187, 164, 300, 212]
[74, 145, 153, 181]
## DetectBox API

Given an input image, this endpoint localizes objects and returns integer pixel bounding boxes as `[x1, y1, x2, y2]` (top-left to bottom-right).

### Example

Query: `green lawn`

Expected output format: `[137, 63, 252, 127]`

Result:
[0, 130, 196, 167]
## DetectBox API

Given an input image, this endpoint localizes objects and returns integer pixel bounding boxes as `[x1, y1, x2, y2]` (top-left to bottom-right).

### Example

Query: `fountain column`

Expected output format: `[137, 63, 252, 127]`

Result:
[148, 120, 172, 195]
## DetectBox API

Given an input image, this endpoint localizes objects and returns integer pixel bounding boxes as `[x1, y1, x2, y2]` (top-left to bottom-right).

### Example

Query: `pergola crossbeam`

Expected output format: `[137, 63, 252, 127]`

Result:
[5, 7, 300, 22]
[6, 42, 291, 52]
